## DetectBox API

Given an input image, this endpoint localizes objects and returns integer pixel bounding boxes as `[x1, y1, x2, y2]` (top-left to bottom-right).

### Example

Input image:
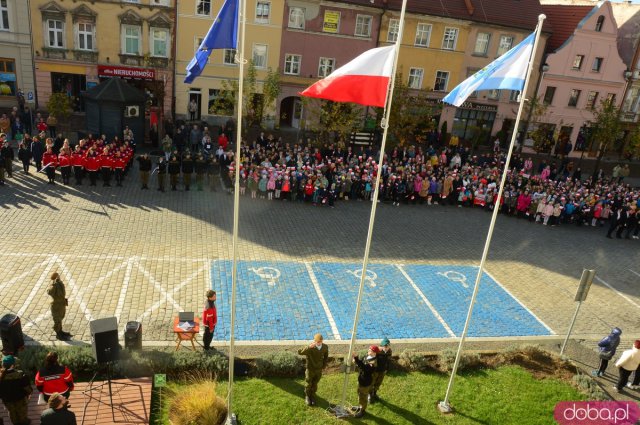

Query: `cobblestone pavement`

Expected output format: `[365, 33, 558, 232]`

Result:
[0, 158, 639, 348]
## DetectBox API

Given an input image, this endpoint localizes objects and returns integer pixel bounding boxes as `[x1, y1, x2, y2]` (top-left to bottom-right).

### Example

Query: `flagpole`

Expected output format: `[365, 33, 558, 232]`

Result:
[227, 0, 246, 422]
[336, 0, 409, 415]
[438, 14, 546, 413]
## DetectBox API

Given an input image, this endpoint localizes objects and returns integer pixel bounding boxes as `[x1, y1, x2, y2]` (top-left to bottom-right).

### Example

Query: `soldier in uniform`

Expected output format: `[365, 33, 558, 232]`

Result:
[370, 338, 392, 403]
[202, 290, 217, 351]
[0, 355, 32, 425]
[298, 334, 328, 406]
[352, 346, 378, 418]
[156, 156, 166, 192]
[168, 155, 180, 191]
[136, 153, 152, 189]
[47, 273, 71, 340]
[182, 152, 194, 191]
[194, 153, 207, 191]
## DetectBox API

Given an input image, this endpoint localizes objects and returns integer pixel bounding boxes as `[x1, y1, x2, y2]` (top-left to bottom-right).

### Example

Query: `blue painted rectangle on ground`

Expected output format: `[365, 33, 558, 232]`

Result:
[211, 260, 335, 341]
[401, 265, 551, 337]
[211, 260, 551, 341]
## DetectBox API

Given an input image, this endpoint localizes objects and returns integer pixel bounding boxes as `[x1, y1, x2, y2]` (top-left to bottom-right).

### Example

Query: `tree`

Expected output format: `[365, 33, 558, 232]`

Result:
[521, 95, 550, 152]
[623, 124, 640, 160]
[46, 93, 72, 128]
[590, 98, 624, 172]
[260, 67, 281, 127]
[304, 98, 362, 145]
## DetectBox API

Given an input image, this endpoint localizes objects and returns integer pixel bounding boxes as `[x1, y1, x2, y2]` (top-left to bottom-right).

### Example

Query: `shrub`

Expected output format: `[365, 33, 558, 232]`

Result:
[56, 346, 98, 376]
[16, 346, 50, 376]
[255, 351, 303, 378]
[168, 379, 227, 425]
[572, 373, 609, 401]
[398, 349, 429, 372]
[438, 348, 480, 372]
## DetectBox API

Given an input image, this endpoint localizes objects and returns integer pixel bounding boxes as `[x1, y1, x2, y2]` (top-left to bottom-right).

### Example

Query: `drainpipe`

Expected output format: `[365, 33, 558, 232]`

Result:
[171, 0, 178, 125]
[27, 0, 39, 110]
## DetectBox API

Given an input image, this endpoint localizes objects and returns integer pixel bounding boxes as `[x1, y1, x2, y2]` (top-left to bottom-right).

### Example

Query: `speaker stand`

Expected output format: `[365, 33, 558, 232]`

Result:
[81, 362, 142, 424]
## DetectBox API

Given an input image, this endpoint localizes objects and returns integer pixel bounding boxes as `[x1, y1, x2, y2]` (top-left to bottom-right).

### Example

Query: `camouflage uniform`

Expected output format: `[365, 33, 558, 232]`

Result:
[0, 356, 32, 425]
[47, 274, 67, 336]
[298, 335, 328, 405]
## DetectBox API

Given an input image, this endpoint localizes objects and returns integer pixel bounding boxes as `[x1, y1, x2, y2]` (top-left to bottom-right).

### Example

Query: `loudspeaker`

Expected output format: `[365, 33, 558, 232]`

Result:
[90, 317, 120, 364]
[124, 321, 142, 350]
[178, 312, 194, 322]
[0, 314, 24, 355]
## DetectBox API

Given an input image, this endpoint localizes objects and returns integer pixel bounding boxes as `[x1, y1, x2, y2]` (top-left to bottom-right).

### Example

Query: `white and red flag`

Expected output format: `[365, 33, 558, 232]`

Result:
[300, 46, 395, 108]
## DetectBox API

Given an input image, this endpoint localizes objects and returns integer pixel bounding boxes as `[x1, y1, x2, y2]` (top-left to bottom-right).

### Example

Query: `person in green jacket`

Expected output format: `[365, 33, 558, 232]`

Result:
[0, 355, 32, 425]
[47, 272, 71, 340]
[298, 333, 328, 406]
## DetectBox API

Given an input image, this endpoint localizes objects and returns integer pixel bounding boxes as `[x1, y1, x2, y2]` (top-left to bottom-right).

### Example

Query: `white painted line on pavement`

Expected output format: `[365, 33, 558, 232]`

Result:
[596, 275, 640, 310]
[115, 257, 136, 326]
[22, 312, 49, 329]
[57, 258, 94, 323]
[482, 268, 555, 334]
[0, 259, 51, 293]
[396, 264, 456, 338]
[18, 255, 58, 317]
[305, 262, 342, 340]
[628, 269, 640, 279]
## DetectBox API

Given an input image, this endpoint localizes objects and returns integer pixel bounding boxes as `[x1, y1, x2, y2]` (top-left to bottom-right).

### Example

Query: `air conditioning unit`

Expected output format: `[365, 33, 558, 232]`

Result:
[125, 105, 139, 118]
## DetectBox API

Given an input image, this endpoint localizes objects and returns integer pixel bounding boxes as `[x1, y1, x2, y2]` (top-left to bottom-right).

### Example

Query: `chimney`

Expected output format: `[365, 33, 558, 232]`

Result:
[464, 0, 475, 15]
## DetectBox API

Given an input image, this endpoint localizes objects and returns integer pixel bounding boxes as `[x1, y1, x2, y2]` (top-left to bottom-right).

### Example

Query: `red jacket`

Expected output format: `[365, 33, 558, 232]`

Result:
[42, 152, 58, 167]
[84, 154, 99, 172]
[58, 153, 71, 167]
[100, 155, 113, 169]
[218, 134, 228, 150]
[202, 301, 217, 329]
[35, 365, 74, 396]
[36, 122, 48, 133]
[71, 152, 85, 167]
[113, 156, 126, 169]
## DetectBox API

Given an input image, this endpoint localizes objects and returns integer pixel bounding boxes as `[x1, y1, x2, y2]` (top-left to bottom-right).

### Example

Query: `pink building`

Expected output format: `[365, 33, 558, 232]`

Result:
[536, 1, 628, 156]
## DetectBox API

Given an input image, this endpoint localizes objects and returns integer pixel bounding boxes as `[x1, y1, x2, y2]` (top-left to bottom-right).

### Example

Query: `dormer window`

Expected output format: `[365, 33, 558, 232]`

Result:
[595, 16, 604, 32]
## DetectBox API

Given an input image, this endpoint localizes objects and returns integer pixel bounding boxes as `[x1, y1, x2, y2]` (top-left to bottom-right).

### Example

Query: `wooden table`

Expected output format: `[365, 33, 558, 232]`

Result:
[173, 317, 200, 351]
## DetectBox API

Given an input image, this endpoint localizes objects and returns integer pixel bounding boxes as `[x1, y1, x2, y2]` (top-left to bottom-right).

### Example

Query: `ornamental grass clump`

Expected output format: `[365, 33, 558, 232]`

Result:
[168, 378, 227, 425]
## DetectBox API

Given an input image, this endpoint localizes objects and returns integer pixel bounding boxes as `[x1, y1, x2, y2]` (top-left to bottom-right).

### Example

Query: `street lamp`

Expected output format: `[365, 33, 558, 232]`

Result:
[519, 62, 549, 150]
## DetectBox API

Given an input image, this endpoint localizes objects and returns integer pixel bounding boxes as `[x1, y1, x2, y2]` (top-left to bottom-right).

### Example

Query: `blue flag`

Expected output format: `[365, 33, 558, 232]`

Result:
[185, 0, 239, 84]
[443, 32, 536, 107]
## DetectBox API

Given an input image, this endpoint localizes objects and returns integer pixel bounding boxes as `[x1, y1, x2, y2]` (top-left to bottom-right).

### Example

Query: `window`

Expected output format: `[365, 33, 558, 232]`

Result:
[586, 91, 599, 109]
[408, 68, 424, 89]
[223, 49, 236, 65]
[355, 15, 372, 37]
[0, 58, 16, 96]
[415, 23, 431, 47]
[255, 2, 270, 24]
[252, 44, 267, 68]
[568, 89, 581, 107]
[510, 90, 520, 102]
[606, 93, 616, 105]
[487, 89, 501, 100]
[47, 20, 64, 48]
[543, 86, 556, 105]
[387, 19, 399, 42]
[572, 55, 584, 70]
[497, 35, 514, 56]
[595, 16, 605, 32]
[592, 57, 603, 72]
[288, 7, 304, 29]
[434, 71, 449, 91]
[0, 0, 8, 30]
[284, 54, 301, 75]
[318, 57, 335, 78]
[152, 0, 170, 5]
[77, 22, 94, 51]
[442, 27, 458, 50]
[151, 28, 168, 57]
[474, 32, 491, 55]
[196, 0, 211, 16]
[122, 25, 141, 55]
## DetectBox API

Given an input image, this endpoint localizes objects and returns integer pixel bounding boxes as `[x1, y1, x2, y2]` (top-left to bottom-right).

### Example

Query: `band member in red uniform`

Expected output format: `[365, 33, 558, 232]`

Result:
[57, 147, 72, 185]
[113, 152, 126, 187]
[42, 147, 58, 184]
[71, 145, 85, 185]
[100, 147, 113, 187]
[202, 290, 217, 351]
[35, 352, 74, 402]
[84, 147, 99, 186]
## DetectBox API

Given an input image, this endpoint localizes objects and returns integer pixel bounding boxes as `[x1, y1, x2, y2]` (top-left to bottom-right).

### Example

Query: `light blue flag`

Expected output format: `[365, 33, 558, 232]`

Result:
[185, 0, 239, 84]
[443, 32, 536, 107]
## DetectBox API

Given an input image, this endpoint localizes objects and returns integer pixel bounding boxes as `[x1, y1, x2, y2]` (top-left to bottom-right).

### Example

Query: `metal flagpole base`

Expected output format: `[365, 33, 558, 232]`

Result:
[438, 401, 454, 413]
[328, 404, 353, 419]
[225, 413, 238, 425]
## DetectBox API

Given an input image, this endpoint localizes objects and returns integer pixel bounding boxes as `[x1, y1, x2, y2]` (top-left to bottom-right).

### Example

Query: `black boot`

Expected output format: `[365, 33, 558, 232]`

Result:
[61, 330, 73, 337]
[56, 331, 69, 341]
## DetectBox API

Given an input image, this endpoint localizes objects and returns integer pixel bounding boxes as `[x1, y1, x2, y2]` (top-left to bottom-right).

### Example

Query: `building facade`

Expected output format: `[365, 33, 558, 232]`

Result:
[30, 0, 175, 128]
[537, 1, 628, 157]
[0, 0, 36, 109]
[175, 0, 284, 126]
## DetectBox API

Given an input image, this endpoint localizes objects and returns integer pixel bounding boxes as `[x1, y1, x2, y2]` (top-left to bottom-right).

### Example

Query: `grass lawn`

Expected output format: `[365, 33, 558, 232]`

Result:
[156, 365, 587, 424]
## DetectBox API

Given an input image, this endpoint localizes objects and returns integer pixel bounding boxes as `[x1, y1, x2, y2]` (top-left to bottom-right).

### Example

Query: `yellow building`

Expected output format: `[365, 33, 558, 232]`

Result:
[30, 0, 175, 124]
[175, 0, 284, 126]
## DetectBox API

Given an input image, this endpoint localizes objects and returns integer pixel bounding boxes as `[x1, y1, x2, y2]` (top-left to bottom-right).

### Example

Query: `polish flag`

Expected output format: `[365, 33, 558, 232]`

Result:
[300, 46, 395, 108]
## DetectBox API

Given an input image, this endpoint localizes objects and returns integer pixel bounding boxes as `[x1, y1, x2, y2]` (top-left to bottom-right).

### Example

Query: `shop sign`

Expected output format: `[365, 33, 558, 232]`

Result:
[460, 101, 497, 112]
[98, 65, 155, 80]
[323, 11, 340, 33]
